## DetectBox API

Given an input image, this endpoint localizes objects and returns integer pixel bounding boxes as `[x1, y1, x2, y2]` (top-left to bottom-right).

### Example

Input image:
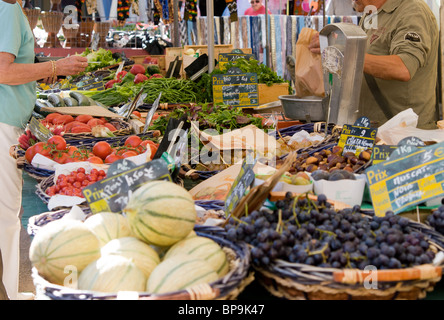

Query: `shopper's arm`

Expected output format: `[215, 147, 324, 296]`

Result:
[0, 53, 88, 85]
[364, 54, 411, 82]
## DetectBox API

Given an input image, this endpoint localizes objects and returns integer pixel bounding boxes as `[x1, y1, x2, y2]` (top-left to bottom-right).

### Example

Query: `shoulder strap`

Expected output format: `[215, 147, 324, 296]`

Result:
[364, 73, 394, 120]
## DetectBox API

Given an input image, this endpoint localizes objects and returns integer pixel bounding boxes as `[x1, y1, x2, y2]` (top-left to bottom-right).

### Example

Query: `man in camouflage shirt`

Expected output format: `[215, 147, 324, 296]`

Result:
[310, 0, 439, 129]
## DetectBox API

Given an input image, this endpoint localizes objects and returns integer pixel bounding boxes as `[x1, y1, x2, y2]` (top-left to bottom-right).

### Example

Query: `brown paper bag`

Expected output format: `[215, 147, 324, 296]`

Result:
[294, 28, 325, 97]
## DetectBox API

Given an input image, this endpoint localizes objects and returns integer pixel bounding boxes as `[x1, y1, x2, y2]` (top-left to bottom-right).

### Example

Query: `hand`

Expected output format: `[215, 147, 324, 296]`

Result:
[55, 55, 88, 76]
[308, 32, 321, 54]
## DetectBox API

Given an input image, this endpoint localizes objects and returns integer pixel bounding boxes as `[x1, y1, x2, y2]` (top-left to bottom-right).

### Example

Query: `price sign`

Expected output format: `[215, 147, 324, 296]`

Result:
[28, 117, 53, 142]
[212, 67, 258, 108]
[372, 137, 425, 164]
[224, 152, 257, 216]
[217, 49, 255, 69]
[365, 140, 444, 217]
[337, 117, 377, 155]
[73, 76, 106, 91]
[82, 159, 172, 214]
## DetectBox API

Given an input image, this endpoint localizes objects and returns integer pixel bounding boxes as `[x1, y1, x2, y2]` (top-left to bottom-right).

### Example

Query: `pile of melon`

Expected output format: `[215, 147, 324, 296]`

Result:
[29, 180, 231, 296]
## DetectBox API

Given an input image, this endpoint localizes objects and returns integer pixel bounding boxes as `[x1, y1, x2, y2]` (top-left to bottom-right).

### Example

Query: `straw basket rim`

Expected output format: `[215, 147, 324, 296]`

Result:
[32, 225, 253, 300]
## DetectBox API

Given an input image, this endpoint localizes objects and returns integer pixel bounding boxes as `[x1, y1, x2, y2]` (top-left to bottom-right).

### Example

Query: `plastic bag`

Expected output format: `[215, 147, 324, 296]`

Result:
[377, 108, 444, 144]
[294, 28, 325, 97]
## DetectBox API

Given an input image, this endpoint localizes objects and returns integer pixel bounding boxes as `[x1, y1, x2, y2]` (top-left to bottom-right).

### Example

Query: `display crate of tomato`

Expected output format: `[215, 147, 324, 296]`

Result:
[25, 134, 158, 166]
[15, 129, 159, 181]
[33, 135, 159, 206]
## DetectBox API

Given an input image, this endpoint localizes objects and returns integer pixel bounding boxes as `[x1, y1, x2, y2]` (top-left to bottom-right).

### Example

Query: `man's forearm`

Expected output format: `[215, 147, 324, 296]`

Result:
[364, 54, 411, 82]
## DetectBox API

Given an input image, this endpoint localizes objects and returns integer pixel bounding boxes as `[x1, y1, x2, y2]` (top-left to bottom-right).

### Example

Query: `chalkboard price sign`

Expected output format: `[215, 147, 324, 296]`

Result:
[73, 76, 106, 91]
[372, 136, 425, 164]
[218, 49, 255, 69]
[365, 140, 444, 217]
[337, 117, 377, 155]
[82, 158, 172, 214]
[212, 67, 258, 108]
[224, 153, 257, 216]
[28, 117, 53, 142]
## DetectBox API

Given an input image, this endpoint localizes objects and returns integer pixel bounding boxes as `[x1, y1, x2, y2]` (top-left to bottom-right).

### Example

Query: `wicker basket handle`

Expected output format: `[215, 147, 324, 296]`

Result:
[333, 264, 442, 284]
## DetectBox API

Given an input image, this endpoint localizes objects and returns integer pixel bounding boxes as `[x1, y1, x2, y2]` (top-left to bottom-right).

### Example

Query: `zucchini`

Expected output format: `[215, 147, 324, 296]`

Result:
[31, 110, 45, 119]
[63, 97, 79, 107]
[33, 99, 54, 117]
[43, 101, 56, 108]
[87, 97, 97, 106]
[47, 93, 65, 107]
[69, 91, 90, 106]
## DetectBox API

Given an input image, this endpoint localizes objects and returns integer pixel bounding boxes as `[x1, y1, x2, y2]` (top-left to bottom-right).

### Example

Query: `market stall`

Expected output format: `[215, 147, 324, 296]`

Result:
[7, 0, 444, 302]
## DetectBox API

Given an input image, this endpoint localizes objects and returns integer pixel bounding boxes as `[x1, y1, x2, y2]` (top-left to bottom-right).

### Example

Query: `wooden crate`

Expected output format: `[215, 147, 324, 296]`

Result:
[258, 83, 290, 105]
[184, 44, 234, 58]
[131, 55, 166, 71]
[165, 47, 184, 58]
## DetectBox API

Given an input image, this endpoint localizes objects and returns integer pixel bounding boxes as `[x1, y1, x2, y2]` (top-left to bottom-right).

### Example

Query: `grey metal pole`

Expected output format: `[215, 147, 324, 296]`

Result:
[173, 0, 180, 47]
[207, 0, 215, 72]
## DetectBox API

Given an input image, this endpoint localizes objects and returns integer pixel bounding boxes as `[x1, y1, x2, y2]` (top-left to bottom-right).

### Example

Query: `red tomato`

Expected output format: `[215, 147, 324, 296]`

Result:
[140, 140, 158, 156]
[25, 145, 37, 163]
[87, 156, 104, 164]
[104, 153, 123, 164]
[52, 151, 69, 164]
[33, 142, 51, 157]
[124, 135, 142, 148]
[122, 150, 139, 158]
[47, 135, 67, 151]
[92, 141, 113, 160]
[67, 145, 78, 156]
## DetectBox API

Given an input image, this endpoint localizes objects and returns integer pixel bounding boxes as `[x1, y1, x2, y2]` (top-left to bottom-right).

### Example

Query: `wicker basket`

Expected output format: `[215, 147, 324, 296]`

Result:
[10, 132, 158, 181]
[31, 225, 254, 300]
[252, 215, 444, 300]
[35, 174, 56, 204]
[27, 207, 93, 237]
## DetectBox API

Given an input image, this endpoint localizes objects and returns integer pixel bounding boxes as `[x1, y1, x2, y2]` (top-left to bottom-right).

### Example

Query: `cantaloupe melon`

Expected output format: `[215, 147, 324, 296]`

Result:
[29, 219, 101, 286]
[78, 255, 146, 293]
[123, 180, 197, 247]
[146, 254, 219, 294]
[83, 212, 133, 247]
[101, 237, 160, 278]
[164, 236, 229, 277]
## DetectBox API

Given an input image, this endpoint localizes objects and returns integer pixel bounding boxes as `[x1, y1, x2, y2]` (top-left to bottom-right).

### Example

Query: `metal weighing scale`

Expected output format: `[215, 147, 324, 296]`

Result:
[319, 23, 368, 126]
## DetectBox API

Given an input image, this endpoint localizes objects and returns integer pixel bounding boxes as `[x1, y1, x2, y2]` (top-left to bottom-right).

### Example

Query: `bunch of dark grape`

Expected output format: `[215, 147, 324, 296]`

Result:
[225, 193, 436, 270]
[426, 201, 444, 235]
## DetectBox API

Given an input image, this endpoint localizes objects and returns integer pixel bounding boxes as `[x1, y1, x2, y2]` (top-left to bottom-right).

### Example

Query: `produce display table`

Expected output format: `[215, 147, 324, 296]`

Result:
[10, 47, 444, 301]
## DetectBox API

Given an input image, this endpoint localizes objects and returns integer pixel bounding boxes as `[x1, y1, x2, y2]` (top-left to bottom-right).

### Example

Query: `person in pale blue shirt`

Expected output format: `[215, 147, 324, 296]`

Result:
[0, 0, 88, 300]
